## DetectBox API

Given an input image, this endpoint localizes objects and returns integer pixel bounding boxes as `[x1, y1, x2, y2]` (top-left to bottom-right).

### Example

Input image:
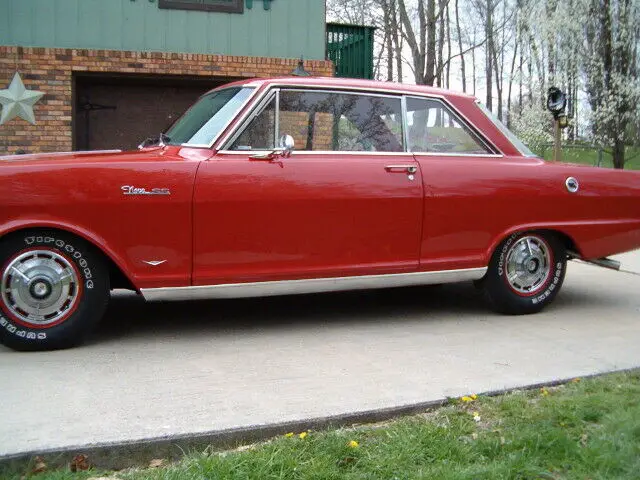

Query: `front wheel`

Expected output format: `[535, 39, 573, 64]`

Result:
[0, 230, 110, 351]
[483, 231, 567, 314]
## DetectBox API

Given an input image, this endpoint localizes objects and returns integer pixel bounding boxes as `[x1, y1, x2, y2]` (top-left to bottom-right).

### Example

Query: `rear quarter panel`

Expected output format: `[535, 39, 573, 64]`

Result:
[418, 156, 640, 270]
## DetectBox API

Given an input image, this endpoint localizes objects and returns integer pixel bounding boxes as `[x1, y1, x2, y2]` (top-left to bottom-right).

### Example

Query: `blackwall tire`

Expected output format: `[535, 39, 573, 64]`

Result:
[0, 230, 109, 351]
[483, 231, 567, 315]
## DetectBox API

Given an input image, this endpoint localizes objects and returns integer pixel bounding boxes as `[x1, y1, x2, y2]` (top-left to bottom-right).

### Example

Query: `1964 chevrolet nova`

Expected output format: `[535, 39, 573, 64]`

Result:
[1, 77, 639, 351]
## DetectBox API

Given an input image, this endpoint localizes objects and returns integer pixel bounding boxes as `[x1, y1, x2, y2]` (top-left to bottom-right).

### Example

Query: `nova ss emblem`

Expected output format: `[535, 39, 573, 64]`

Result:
[121, 185, 171, 196]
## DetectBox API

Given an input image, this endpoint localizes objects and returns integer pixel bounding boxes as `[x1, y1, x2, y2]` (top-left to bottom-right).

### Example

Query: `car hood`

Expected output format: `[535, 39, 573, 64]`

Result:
[0, 146, 213, 168]
[0, 149, 132, 165]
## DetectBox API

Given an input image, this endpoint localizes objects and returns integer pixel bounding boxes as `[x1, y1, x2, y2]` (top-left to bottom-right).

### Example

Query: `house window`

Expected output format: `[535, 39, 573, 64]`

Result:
[159, 0, 243, 13]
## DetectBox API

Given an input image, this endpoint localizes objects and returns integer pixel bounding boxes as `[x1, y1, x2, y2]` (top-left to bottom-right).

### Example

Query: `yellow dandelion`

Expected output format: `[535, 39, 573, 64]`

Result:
[470, 394, 478, 400]
[348, 440, 359, 448]
[299, 432, 308, 439]
[461, 396, 474, 403]
[540, 387, 549, 396]
[284, 432, 294, 438]
[571, 378, 581, 383]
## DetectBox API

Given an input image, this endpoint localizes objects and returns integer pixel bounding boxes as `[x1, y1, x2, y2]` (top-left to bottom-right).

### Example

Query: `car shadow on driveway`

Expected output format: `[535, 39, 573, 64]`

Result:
[93, 283, 482, 342]
[89, 280, 624, 346]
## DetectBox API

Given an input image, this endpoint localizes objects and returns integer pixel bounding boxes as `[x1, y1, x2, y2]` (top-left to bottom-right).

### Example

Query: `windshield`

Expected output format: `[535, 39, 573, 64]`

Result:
[165, 87, 255, 146]
[476, 101, 536, 157]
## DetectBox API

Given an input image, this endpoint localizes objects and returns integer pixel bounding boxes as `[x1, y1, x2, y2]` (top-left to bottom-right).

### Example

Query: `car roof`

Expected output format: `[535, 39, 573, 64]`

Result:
[211, 76, 476, 100]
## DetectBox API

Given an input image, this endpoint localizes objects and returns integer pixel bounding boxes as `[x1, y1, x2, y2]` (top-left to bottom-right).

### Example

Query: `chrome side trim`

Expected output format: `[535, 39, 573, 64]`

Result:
[140, 267, 487, 302]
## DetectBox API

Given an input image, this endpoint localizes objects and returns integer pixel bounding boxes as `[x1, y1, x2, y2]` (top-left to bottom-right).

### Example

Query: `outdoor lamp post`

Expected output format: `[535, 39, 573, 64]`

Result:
[546, 87, 568, 162]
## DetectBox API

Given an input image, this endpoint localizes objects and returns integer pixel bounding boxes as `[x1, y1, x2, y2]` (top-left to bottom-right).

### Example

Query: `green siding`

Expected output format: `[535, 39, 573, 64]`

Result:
[0, 0, 326, 60]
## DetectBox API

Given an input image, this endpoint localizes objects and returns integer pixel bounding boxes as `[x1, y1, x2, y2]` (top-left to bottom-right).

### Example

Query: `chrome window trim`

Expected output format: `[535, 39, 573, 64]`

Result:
[409, 152, 505, 158]
[172, 86, 259, 149]
[274, 88, 280, 145]
[218, 150, 417, 156]
[215, 81, 504, 157]
[404, 95, 500, 155]
[224, 89, 278, 151]
[140, 267, 487, 301]
[275, 87, 404, 100]
[217, 86, 275, 149]
[401, 95, 409, 152]
[219, 86, 408, 153]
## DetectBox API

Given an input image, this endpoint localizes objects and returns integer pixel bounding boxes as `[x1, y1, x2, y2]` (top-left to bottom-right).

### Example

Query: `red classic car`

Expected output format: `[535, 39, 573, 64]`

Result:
[1, 77, 639, 351]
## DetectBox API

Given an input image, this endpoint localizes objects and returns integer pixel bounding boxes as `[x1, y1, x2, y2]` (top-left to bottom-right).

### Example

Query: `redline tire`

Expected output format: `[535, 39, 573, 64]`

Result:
[483, 231, 567, 314]
[0, 230, 109, 351]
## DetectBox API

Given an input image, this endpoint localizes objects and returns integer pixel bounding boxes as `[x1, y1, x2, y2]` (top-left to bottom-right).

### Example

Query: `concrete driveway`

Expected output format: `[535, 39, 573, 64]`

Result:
[1, 251, 639, 460]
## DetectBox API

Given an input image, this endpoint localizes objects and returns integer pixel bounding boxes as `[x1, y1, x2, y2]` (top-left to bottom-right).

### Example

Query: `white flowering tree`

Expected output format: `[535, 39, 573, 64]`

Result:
[581, 0, 640, 168]
[511, 101, 553, 153]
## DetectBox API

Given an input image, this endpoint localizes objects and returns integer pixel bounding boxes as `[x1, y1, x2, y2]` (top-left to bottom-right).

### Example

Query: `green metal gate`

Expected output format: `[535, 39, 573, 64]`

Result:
[326, 23, 375, 80]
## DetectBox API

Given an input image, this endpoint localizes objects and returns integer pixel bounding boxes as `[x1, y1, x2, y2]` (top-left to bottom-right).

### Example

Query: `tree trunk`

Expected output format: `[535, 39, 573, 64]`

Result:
[382, 1, 394, 81]
[613, 140, 625, 169]
[435, 0, 444, 86]
[425, 0, 437, 85]
[390, 0, 403, 82]
[445, 2, 451, 89]
[471, 28, 477, 95]
[485, 0, 494, 110]
[455, 0, 466, 92]
[506, 40, 518, 128]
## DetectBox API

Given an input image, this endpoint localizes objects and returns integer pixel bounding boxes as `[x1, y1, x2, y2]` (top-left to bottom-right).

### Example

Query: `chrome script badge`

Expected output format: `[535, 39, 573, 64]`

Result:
[121, 185, 171, 195]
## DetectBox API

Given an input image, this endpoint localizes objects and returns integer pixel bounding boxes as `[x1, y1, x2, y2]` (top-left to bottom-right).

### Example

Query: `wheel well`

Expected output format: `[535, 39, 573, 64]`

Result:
[0, 227, 137, 292]
[542, 229, 581, 257]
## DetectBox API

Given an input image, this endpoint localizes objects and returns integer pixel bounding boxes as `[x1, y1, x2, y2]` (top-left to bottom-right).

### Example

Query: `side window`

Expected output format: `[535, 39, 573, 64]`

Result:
[230, 96, 276, 151]
[230, 90, 404, 152]
[406, 97, 490, 154]
[278, 90, 404, 152]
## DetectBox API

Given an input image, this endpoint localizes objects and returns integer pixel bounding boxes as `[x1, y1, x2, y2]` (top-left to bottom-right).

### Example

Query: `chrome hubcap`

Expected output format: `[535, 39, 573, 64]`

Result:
[505, 236, 551, 295]
[1, 250, 80, 326]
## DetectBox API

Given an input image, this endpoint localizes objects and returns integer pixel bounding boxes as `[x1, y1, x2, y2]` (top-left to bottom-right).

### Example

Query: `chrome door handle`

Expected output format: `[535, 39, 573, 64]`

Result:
[385, 165, 417, 174]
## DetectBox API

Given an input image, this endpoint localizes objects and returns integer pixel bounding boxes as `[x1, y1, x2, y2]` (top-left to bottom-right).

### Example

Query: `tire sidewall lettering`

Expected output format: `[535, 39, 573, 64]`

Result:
[22, 236, 94, 289]
[0, 234, 96, 342]
[497, 233, 518, 277]
[531, 250, 563, 305]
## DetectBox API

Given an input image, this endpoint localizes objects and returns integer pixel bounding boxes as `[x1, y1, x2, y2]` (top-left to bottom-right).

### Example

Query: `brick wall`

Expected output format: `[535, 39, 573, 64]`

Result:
[0, 46, 334, 154]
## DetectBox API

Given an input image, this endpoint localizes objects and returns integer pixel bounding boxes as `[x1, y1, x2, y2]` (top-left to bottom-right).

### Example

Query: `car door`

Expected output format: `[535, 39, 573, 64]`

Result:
[406, 95, 503, 271]
[192, 88, 424, 285]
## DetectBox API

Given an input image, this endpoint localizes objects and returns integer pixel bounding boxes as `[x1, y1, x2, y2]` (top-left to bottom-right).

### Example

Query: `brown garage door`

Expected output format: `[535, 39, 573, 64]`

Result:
[74, 73, 239, 151]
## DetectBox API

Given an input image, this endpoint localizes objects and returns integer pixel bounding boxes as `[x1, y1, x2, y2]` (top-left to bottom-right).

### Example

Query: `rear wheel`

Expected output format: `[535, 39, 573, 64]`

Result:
[483, 231, 566, 314]
[0, 230, 109, 351]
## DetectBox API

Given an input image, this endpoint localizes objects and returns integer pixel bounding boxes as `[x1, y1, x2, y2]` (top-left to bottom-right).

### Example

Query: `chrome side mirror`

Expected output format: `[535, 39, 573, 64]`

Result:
[278, 134, 294, 157]
[249, 134, 295, 162]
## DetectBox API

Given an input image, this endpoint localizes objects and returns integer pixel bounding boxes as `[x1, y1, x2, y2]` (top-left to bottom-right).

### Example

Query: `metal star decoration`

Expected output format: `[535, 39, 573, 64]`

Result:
[0, 72, 45, 125]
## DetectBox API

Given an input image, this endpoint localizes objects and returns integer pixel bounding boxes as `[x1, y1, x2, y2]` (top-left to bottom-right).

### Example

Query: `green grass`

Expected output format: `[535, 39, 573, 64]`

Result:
[4, 371, 640, 480]
[536, 145, 640, 170]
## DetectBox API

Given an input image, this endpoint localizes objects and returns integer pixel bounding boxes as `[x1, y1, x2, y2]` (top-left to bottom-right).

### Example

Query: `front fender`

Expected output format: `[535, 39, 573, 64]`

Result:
[0, 217, 140, 292]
